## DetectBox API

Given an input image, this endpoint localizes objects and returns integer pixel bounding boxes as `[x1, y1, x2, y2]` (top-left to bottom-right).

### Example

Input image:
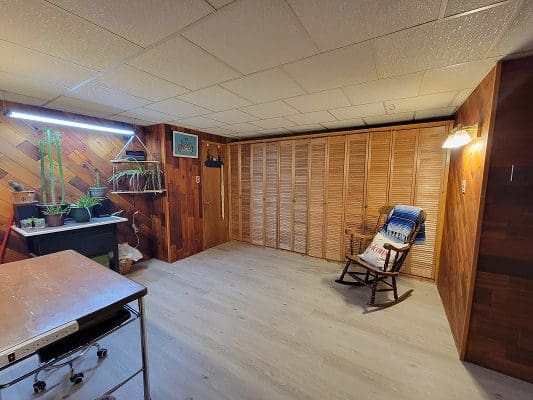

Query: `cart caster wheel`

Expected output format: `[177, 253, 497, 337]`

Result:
[97, 348, 108, 359]
[70, 372, 84, 385]
[33, 380, 46, 393]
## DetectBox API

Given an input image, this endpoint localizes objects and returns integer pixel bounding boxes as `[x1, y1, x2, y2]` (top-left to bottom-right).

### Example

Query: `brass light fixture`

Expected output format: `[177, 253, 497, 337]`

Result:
[442, 124, 479, 149]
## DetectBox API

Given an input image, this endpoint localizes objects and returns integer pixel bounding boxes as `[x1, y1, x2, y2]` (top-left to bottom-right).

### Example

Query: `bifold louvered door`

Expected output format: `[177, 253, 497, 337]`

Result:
[240, 143, 251, 243]
[364, 131, 392, 234]
[251, 143, 265, 245]
[343, 133, 368, 255]
[293, 139, 309, 254]
[264, 142, 279, 248]
[307, 138, 327, 258]
[278, 141, 293, 250]
[410, 126, 448, 279]
[229, 145, 241, 240]
[325, 136, 346, 261]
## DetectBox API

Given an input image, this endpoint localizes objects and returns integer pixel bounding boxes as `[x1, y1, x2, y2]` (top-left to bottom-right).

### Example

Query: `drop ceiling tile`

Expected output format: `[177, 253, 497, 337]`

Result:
[239, 101, 299, 119]
[2, 91, 48, 107]
[207, 110, 257, 124]
[253, 117, 295, 129]
[329, 102, 385, 120]
[288, 0, 441, 51]
[282, 42, 377, 92]
[128, 36, 240, 90]
[118, 108, 176, 123]
[46, 97, 125, 118]
[0, 40, 96, 88]
[0, 1, 141, 70]
[445, 0, 503, 16]
[172, 116, 222, 129]
[415, 107, 456, 120]
[233, 131, 263, 138]
[145, 98, 212, 118]
[285, 111, 336, 125]
[67, 84, 150, 110]
[385, 92, 458, 113]
[451, 88, 474, 107]
[288, 124, 325, 133]
[488, 0, 533, 56]
[177, 86, 252, 112]
[48, 0, 213, 47]
[285, 89, 350, 113]
[420, 59, 497, 94]
[109, 115, 154, 126]
[343, 73, 424, 105]
[0, 71, 67, 100]
[224, 122, 262, 133]
[221, 68, 305, 103]
[363, 112, 414, 126]
[94, 66, 188, 102]
[320, 119, 365, 130]
[182, 0, 317, 74]
[373, 2, 517, 78]
[206, 126, 240, 137]
[257, 128, 292, 136]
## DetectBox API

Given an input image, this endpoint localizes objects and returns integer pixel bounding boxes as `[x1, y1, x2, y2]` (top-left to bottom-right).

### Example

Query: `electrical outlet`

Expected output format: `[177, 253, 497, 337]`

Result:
[461, 179, 467, 194]
[0, 321, 79, 367]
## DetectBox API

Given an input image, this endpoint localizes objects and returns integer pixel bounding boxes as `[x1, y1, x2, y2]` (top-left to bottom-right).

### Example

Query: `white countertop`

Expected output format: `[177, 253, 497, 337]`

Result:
[11, 216, 128, 237]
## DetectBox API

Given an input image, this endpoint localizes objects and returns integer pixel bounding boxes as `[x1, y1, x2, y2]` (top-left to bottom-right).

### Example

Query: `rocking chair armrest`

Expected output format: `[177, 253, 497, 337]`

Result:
[344, 229, 373, 240]
[383, 242, 410, 252]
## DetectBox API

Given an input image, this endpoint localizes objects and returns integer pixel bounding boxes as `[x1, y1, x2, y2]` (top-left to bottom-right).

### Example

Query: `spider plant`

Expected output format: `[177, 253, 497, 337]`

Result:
[108, 160, 160, 192]
[70, 194, 101, 223]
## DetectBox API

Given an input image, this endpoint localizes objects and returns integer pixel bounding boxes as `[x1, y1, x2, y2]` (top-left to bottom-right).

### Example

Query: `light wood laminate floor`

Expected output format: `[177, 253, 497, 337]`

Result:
[3, 242, 532, 399]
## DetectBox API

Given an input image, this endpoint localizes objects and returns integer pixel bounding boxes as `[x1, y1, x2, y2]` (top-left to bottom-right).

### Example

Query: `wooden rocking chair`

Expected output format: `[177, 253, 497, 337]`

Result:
[335, 206, 426, 308]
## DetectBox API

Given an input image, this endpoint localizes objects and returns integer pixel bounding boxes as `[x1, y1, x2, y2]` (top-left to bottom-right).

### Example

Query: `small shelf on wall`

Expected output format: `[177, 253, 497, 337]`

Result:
[110, 135, 165, 195]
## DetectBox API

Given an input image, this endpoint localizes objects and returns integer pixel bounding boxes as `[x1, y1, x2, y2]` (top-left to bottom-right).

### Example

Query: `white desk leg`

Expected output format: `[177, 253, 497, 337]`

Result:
[138, 297, 151, 400]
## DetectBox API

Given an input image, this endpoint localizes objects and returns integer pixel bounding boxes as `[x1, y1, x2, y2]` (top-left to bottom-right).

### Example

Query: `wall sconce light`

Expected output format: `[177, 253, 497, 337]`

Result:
[442, 124, 479, 149]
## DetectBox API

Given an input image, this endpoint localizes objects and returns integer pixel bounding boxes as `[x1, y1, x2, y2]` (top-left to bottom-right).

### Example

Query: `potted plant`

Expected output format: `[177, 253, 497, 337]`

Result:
[108, 160, 161, 192]
[70, 194, 101, 223]
[8, 179, 36, 204]
[88, 170, 107, 198]
[37, 127, 69, 215]
[43, 204, 70, 227]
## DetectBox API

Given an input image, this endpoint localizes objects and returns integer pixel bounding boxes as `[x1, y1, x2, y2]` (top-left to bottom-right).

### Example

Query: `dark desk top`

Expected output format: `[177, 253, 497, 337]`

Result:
[0, 250, 147, 351]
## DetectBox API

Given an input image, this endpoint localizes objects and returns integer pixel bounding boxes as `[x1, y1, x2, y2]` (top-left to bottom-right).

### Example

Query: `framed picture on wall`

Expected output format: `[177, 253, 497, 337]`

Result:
[173, 131, 198, 158]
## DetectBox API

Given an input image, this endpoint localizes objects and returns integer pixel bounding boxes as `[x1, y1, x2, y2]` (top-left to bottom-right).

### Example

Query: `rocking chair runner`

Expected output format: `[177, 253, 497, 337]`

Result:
[336, 205, 426, 308]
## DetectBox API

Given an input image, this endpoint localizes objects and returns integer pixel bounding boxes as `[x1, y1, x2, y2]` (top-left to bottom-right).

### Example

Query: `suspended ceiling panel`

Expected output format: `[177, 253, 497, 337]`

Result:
[0, 0, 530, 138]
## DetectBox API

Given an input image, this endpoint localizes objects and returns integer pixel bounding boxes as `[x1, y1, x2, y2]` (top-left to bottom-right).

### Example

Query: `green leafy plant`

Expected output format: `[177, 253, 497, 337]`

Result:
[75, 194, 102, 209]
[108, 160, 160, 192]
[8, 180, 24, 192]
[43, 204, 70, 216]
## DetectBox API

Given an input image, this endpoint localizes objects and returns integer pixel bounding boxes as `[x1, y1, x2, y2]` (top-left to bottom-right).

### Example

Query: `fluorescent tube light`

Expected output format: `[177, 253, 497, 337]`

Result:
[5, 110, 135, 136]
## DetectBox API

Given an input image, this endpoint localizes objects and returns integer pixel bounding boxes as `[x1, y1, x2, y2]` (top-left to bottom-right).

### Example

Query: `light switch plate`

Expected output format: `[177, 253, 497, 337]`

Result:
[195, 176, 200, 184]
[461, 179, 467, 194]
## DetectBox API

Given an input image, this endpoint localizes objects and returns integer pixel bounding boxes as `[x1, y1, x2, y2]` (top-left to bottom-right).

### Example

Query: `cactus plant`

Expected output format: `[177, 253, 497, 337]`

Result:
[38, 127, 66, 204]
[8, 180, 24, 192]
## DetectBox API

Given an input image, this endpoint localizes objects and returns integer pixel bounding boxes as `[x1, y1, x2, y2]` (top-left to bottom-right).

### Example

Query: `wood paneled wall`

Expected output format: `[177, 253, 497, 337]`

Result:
[0, 102, 155, 262]
[437, 66, 500, 358]
[465, 56, 533, 383]
[144, 123, 228, 263]
[229, 121, 451, 280]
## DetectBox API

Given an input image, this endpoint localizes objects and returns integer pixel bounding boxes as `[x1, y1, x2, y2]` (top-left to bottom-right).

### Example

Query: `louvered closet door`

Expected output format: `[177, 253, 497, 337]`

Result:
[229, 145, 241, 240]
[343, 133, 368, 255]
[278, 141, 293, 251]
[325, 136, 346, 261]
[308, 138, 327, 258]
[364, 131, 392, 234]
[410, 126, 447, 279]
[251, 143, 265, 245]
[240, 143, 251, 243]
[389, 129, 417, 205]
[264, 142, 279, 248]
[293, 139, 309, 254]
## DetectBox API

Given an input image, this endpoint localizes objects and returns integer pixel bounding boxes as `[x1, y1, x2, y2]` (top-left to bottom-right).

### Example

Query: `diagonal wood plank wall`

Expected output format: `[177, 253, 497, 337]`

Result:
[0, 101, 155, 263]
